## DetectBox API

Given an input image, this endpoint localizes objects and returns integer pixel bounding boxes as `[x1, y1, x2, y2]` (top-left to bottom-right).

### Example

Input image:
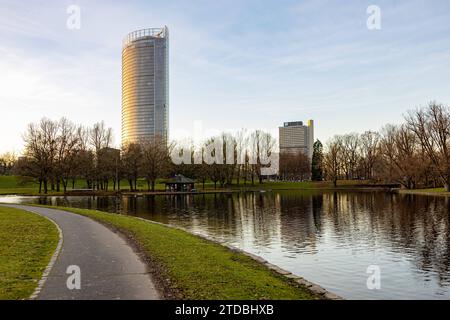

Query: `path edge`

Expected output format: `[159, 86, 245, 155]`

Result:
[18, 206, 64, 300]
[28, 211, 63, 300]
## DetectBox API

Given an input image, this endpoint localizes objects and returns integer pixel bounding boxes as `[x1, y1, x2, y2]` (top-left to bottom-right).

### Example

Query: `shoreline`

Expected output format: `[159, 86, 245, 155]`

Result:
[128, 213, 343, 300]
[0, 186, 397, 197]
[397, 189, 450, 197]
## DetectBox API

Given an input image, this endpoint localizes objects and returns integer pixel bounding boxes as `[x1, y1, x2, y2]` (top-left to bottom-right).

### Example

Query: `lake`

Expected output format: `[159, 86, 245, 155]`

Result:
[1, 190, 449, 299]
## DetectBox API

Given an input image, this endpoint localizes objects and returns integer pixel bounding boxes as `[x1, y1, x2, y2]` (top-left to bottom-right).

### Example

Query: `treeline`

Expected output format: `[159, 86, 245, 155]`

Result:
[16, 117, 184, 193]
[17, 118, 118, 193]
[170, 130, 277, 188]
[8, 100, 448, 193]
[279, 152, 310, 181]
[322, 101, 450, 190]
[14, 118, 280, 193]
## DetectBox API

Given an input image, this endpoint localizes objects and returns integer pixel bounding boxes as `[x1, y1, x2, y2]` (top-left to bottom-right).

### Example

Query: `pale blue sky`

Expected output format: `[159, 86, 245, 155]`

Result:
[1, 0, 450, 153]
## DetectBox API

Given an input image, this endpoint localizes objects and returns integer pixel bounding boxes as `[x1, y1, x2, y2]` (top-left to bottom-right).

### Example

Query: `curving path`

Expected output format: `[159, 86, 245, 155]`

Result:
[1, 204, 161, 300]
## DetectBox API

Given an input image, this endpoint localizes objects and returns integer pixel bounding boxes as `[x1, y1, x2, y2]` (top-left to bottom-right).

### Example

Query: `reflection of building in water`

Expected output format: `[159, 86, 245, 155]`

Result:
[278, 193, 319, 253]
[230, 193, 282, 250]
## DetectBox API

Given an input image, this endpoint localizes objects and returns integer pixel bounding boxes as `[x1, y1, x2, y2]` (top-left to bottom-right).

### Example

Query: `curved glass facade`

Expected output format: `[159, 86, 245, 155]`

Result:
[121, 27, 169, 145]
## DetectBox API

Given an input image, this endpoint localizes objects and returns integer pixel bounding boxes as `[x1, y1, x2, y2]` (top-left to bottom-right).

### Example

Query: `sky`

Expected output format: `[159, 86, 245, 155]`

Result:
[0, 0, 450, 154]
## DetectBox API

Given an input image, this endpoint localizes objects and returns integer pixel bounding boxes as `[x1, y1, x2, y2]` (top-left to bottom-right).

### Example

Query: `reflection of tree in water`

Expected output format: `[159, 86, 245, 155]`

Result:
[321, 192, 450, 287]
[396, 195, 450, 287]
[115, 191, 450, 287]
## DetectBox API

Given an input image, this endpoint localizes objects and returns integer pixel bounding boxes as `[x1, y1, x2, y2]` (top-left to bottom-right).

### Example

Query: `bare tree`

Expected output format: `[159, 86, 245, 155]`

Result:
[71, 126, 93, 189]
[97, 147, 121, 191]
[379, 124, 423, 189]
[250, 130, 275, 184]
[279, 152, 311, 181]
[121, 143, 142, 191]
[405, 102, 450, 191]
[89, 121, 113, 190]
[89, 121, 113, 152]
[359, 131, 380, 180]
[140, 137, 169, 191]
[22, 118, 59, 193]
[54, 118, 79, 192]
[341, 133, 359, 180]
[220, 132, 236, 187]
[323, 136, 343, 187]
[234, 129, 248, 185]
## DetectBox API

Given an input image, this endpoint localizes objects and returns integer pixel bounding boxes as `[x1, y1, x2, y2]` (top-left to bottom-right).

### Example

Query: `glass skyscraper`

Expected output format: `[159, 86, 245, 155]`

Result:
[121, 27, 169, 145]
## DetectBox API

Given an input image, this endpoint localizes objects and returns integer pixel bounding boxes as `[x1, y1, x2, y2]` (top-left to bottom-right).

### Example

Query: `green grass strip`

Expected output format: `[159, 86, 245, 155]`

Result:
[0, 206, 58, 299]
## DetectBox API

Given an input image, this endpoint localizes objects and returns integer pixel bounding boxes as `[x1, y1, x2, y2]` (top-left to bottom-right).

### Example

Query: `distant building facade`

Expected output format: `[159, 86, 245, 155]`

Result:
[279, 120, 314, 159]
[121, 27, 169, 145]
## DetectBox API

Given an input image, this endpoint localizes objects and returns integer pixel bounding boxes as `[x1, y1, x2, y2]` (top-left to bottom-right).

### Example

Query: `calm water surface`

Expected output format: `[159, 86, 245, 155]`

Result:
[1, 191, 449, 299]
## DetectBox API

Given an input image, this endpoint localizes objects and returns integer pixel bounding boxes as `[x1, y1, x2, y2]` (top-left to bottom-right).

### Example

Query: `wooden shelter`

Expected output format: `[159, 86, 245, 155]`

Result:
[164, 174, 195, 192]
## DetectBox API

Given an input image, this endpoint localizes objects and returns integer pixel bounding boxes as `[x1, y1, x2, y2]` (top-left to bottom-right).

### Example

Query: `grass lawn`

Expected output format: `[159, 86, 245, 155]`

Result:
[41, 205, 317, 300]
[0, 176, 40, 195]
[399, 187, 450, 196]
[0, 175, 168, 194]
[0, 175, 383, 195]
[0, 206, 59, 299]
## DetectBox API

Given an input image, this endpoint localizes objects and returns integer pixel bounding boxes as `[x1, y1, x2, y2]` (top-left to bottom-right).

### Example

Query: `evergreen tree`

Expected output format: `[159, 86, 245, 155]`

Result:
[311, 140, 323, 181]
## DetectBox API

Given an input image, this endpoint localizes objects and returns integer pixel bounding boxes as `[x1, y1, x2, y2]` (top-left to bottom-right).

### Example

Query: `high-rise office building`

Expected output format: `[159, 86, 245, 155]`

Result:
[122, 27, 169, 145]
[279, 120, 314, 159]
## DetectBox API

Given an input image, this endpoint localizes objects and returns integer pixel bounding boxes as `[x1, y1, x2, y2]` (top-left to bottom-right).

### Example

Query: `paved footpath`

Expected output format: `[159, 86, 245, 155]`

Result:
[2, 204, 161, 300]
